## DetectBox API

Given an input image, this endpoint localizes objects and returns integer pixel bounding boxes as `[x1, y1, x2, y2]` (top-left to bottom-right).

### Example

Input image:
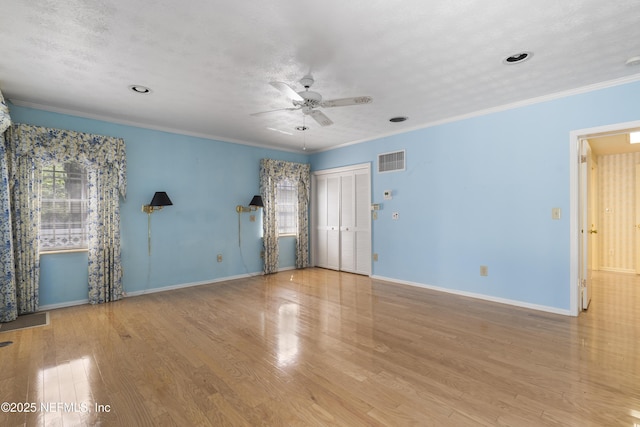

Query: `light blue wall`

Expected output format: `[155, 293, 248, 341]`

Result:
[9, 79, 640, 311]
[311, 80, 640, 311]
[9, 105, 307, 306]
[278, 236, 297, 270]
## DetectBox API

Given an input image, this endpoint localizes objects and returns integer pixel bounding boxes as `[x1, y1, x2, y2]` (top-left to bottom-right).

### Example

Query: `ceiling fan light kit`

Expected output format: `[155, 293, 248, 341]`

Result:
[252, 74, 373, 128]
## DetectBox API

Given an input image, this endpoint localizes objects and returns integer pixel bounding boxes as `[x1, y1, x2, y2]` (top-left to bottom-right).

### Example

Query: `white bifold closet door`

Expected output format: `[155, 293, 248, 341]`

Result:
[314, 164, 371, 276]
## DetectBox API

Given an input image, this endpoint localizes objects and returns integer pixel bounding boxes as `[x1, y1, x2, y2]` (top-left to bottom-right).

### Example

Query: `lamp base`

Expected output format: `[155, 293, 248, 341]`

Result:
[236, 205, 252, 213]
[142, 205, 164, 214]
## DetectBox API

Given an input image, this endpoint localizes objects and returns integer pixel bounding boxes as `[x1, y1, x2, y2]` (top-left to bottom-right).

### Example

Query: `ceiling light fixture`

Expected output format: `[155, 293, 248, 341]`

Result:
[389, 116, 408, 123]
[626, 56, 640, 67]
[129, 85, 152, 94]
[503, 52, 533, 65]
[630, 131, 640, 144]
[296, 116, 309, 151]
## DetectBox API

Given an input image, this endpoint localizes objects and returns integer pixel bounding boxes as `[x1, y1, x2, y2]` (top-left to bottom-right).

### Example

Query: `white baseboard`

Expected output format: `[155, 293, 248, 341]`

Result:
[37, 272, 264, 311]
[125, 272, 262, 297]
[371, 275, 573, 316]
[39, 299, 89, 312]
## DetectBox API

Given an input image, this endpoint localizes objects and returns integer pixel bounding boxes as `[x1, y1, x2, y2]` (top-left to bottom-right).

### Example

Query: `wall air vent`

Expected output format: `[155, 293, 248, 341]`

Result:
[378, 150, 405, 173]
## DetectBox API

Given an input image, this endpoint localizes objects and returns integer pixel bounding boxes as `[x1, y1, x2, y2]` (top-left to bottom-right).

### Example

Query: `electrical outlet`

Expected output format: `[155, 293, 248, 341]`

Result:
[480, 265, 488, 276]
[373, 253, 379, 261]
[250, 214, 256, 222]
[392, 212, 399, 220]
[217, 254, 223, 262]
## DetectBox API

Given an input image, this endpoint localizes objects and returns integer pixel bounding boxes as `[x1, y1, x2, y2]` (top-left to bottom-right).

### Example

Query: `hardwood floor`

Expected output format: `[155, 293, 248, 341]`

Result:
[1, 268, 639, 426]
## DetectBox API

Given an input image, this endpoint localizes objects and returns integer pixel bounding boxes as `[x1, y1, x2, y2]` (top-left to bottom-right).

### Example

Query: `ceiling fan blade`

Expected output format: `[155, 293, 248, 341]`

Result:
[321, 96, 373, 108]
[308, 109, 333, 127]
[250, 107, 300, 117]
[270, 81, 304, 102]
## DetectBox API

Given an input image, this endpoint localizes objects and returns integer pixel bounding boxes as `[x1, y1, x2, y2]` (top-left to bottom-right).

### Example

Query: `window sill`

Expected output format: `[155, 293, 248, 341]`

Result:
[278, 234, 296, 238]
[40, 248, 88, 255]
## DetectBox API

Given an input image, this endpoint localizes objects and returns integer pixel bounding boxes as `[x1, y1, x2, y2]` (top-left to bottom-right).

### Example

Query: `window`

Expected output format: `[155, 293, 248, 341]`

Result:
[276, 179, 297, 236]
[40, 162, 89, 251]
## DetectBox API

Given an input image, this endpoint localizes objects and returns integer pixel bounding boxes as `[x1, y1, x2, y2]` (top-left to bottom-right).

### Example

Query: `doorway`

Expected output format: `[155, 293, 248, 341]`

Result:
[570, 120, 640, 315]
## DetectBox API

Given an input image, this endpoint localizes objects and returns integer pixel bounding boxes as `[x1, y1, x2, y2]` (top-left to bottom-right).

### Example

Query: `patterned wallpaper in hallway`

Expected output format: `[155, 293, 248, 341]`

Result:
[597, 152, 640, 273]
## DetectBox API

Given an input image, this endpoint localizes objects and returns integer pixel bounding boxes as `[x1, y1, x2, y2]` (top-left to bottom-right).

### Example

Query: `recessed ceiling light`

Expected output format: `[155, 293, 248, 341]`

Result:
[389, 116, 408, 123]
[626, 56, 640, 67]
[503, 51, 533, 65]
[295, 126, 309, 131]
[129, 85, 152, 94]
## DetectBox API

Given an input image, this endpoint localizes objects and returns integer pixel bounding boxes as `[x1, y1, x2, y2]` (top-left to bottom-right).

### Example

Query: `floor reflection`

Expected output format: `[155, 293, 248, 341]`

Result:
[277, 303, 299, 367]
[36, 356, 95, 424]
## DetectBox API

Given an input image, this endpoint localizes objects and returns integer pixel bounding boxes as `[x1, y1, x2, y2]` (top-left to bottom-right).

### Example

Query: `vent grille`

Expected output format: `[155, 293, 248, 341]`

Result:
[378, 150, 405, 173]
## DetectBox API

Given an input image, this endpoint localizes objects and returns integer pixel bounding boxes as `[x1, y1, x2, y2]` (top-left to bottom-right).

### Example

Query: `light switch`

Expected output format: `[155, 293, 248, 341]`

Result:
[552, 208, 561, 220]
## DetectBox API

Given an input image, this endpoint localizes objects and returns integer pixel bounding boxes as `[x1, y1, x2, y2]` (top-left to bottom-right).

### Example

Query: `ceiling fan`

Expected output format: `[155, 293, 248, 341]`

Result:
[251, 74, 373, 127]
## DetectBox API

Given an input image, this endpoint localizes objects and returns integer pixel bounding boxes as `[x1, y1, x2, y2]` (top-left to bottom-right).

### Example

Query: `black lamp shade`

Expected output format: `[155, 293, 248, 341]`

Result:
[249, 195, 263, 207]
[149, 192, 173, 207]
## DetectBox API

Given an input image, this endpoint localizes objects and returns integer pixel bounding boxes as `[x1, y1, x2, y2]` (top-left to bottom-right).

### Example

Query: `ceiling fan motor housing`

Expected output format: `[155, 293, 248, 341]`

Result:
[294, 90, 322, 107]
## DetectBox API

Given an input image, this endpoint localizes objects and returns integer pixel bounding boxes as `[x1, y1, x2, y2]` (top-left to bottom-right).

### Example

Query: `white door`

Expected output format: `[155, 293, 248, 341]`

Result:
[340, 173, 356, 272]
[315, 175, 329, 268]
[579, 139, 592, 310]
[353, 168, 372, 275]
[338, 169, 372, 275]
[313, 163, 371, 275]
[326, 174, 341, 270]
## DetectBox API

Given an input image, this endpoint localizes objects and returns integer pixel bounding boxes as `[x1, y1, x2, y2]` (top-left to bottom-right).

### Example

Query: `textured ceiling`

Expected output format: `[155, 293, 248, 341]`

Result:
[1, 1, 640, 153]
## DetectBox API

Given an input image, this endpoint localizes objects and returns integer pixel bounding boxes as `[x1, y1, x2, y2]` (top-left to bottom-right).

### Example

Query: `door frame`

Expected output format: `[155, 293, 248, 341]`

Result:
[569, 119, 640, 316]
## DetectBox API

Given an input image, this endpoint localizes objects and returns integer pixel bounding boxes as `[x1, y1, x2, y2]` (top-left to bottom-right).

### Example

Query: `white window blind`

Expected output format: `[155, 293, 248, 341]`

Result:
[40, 162, 89, 251]
[276, 179, 297, 236]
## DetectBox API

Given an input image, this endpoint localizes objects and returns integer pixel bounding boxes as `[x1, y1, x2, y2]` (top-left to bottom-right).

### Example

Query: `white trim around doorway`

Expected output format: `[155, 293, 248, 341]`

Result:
[569, 119, 640, 316]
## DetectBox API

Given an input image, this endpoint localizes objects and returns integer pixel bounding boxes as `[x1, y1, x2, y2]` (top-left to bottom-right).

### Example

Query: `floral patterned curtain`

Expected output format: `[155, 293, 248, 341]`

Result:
[0, 89, 17, 322]
[0, 89, 9, 133]
[259, 159, 310, 274]
[1, 123, 126, 321]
